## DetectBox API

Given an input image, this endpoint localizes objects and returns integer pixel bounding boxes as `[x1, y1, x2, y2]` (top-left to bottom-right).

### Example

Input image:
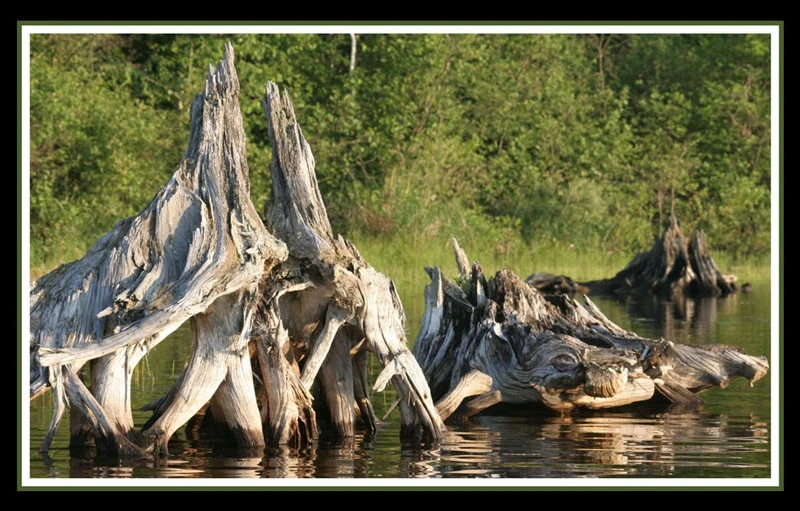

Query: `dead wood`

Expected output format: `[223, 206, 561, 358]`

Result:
[256, 83, 444, 445]
[582, 215, 738, 299]
[32, 44, 447, 456]
[414, 239, 769, 419]
[31, 44, 287, 456]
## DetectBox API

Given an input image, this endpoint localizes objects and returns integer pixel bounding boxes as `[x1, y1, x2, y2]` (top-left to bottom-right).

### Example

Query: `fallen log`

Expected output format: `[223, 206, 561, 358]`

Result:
[581, 215, 737, 299]
[30, 43, 444, 457]
[413, 239, 768, 420]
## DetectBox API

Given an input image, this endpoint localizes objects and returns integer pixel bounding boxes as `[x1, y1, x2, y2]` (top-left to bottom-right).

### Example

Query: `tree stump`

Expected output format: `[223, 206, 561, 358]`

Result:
[413, 240, 769, 420]
[581, 215, 738, 299]
[30, 44, 444, 457]
[255, 83, 444, 445]
[32, 43, 287, 456]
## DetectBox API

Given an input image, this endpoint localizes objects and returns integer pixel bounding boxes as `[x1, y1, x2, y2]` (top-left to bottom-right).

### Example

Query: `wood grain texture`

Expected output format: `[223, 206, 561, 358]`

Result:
[258, 82, 444, 445]
[414, 240, 769, 417]
[31, 44, 286, 454]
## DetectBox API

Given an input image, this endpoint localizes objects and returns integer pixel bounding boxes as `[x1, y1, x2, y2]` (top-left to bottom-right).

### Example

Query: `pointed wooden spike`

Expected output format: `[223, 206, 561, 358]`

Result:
[263, 81, 334, 260]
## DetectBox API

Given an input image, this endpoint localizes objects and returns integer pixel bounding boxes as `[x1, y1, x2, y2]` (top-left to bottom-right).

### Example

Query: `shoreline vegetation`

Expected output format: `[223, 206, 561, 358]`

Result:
[29, 33, 771, 282]
[31, 233, 770, 289]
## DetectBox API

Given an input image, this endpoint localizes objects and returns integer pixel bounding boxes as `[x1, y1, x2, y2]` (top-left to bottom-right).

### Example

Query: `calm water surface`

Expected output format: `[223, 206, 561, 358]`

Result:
[27, 278, 773, 483]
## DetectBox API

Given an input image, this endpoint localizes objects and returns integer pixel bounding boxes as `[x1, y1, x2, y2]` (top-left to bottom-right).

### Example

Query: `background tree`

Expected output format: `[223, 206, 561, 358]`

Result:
[28, 32, 772, 274]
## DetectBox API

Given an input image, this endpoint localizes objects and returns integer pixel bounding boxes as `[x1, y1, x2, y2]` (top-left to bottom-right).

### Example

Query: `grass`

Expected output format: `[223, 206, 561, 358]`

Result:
[712, 252, 772, 283]
[353, 231, 636, 282]
[350, 231, 635, 334]
[29, 243, 88, 282]
[28, 228, 772, 321]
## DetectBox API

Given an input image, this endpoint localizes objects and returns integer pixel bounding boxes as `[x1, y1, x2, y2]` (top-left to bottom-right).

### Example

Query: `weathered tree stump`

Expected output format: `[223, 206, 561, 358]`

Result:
[413, 239, 769, 420]
[581, 215, 738, 299]
[255, 83, 444, 445]
[30, 44, 444, 457]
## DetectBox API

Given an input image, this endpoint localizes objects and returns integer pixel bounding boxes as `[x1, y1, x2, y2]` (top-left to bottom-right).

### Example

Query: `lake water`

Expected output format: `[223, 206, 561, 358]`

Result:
[25, 278, 774, 486]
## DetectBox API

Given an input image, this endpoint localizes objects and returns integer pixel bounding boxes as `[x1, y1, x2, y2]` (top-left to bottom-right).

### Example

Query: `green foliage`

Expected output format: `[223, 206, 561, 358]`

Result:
[28, 33, 772, 275]
[610, 34, 771, 254]
[29, 35, 185, 269]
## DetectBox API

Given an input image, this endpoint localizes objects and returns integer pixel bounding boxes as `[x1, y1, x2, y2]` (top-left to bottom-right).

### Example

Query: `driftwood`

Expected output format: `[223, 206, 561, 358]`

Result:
[413, 238, 768, 420]
[582, 215, 738, 299]
[30, 44, 443, 458]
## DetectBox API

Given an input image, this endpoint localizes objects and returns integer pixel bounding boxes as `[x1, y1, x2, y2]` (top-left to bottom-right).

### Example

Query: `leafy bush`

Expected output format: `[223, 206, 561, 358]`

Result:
[28, 33, 772, 274]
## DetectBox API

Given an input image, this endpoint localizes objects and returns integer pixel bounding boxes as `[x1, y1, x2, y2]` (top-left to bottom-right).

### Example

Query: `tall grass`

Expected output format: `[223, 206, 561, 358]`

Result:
[351, 231, 635, 335]
[350, 230, 772, 337]
[30, 227, 769, 307]
[712, 252, 772, 283]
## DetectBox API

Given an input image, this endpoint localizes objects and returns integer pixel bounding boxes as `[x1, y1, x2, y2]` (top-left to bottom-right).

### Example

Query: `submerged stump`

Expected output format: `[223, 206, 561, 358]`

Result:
[30, 44, 443, 458]
[413, 238, 768, 420]
[582, 215, 738, 299]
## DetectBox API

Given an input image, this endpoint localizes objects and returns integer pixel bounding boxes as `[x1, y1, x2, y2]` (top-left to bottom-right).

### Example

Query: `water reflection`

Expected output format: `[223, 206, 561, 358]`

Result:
[620, 294, 737, 343]
[261, 446, 318, 478]
[586, 291, 770, 350]
[398, 447, 443, 478]
[305, 437, 372, 478]
[27, 280, 771, 481]
[427, 409, 769, 478]
[34, 406, 768, 479]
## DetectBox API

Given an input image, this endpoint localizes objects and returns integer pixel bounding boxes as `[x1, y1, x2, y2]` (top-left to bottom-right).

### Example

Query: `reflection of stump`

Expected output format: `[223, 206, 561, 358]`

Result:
[583, 216, 737, 299]
[621, 294, 722, 343]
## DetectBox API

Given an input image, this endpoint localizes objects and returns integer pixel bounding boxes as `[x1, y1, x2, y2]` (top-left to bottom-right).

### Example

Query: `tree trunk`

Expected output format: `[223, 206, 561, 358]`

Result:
[414, 240, 769, 419]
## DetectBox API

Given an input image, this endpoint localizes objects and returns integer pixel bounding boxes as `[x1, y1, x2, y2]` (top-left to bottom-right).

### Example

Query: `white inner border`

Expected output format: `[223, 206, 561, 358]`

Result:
[20, 22, 782, 489]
